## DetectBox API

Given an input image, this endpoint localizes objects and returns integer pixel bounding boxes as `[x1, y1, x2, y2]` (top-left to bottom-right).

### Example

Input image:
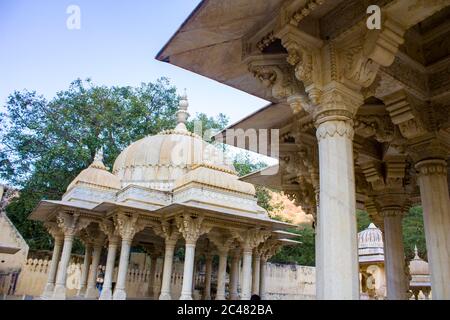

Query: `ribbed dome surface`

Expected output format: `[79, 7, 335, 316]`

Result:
[358, 223, 383, 249]
[112, 93, 235, 189]
[113, 131, 234, 186]
[67, 150, 121, 191]
[409, 246, 429, 275]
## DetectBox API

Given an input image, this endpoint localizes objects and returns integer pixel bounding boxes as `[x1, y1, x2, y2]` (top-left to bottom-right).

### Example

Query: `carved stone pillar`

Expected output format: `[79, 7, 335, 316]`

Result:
[159, 239, 177, 300]
[216, 250, 228, 300]
[78, 243, 92, 297]
[241, 247, 253, 300]
[259, 239, 281, 300]
[42, 224, 64, 298]
[251, 251, 261, 295]
[229, 249, 240, 300]
[52, 213, 89, 300]
[176, 214, 211, 300]
[232, 229, 270, 300]
[203, 253, 213, 300]
[209, 234, 234, 300]
[99, 220, 120, 300]
[156, 221, 179, 300]
[147, 254, 159, 299]
[112, 213, 145, 300]
[259, 257, 267, 299]
[416, 159, 450, 299]
[381, 209, 407, 300]
[314, 90, 361, 300]
[85, 238, 104, 299]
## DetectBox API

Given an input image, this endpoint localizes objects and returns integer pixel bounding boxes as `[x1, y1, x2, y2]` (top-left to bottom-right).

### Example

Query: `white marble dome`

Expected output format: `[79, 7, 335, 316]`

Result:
[112, 93, 235, 190]
[67, 148, 121, 192]
[358, 223, 383, 248]
[358, 223, 384, 263]
[409, 246, 429, 275]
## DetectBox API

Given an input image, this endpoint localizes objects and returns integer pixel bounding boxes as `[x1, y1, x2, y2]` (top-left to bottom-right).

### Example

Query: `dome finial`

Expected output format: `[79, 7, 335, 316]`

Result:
[90, 147, 107, 170]
[175, 89, 189, 131]
[414, 244, 420, 259]
[94, 146, 104, 162]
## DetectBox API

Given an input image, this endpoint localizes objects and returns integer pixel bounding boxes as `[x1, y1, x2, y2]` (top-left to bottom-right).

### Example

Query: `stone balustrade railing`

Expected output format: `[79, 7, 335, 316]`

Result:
[11, 258, 316, 299]
[13, 258, 207, 299]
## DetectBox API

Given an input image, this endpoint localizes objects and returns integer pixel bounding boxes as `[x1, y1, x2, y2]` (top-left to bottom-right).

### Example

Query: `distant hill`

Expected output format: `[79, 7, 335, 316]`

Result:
[267, 190, 314, 226]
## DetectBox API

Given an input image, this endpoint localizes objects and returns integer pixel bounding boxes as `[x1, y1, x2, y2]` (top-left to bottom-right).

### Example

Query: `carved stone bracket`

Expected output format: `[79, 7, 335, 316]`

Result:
[153, 219, 180, 246]
[259, 239, 282, 261]
[175, 214, 212, 245]
[113, 212, 146, 242]
[44, 221, 64, 241]
[382, 90, 429, 140]
[208, 233, 236, 254]
[99, 219, 120, 244]
[246, 54, 309, 114]
[56, 212, 90, 238]
[231, 228, 271, 252]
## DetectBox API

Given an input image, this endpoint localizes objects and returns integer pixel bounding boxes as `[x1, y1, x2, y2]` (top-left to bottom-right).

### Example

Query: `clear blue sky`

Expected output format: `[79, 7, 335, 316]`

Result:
[0, 0, 268, 124]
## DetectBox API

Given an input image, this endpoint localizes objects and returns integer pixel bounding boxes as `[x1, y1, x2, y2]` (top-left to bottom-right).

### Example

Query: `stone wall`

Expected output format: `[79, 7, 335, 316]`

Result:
[0, 186, 29, 273]
[11, 257, 316, 299]
[264, 263, 316, 300]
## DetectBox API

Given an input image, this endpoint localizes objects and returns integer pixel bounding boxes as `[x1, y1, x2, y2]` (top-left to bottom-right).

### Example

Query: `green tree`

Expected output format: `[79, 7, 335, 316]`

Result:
[270, 226, 315, 266]
[403, 206, 427, 260]
[0, 78, 228, 252]
[357, 209, 372, 231]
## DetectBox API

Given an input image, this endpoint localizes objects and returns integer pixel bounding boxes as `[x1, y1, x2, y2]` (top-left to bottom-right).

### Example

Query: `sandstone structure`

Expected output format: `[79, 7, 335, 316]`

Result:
[156, 0, 450, 299]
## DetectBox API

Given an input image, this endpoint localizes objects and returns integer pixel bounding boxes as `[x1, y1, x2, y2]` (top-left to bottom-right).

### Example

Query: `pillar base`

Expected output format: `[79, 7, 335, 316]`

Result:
[159, 292, 172, 300]
[85, 287, 99, 299]
[112, 288, 127, 300]
[179, 293, 193, 300]
[216, 294, 226, 300]
[230, 293, 239, 300]
[51, 284, 67, 300]
[76, 287, 86, 297]
[41, 283, 54, 299]
[99, 287, 112, 300]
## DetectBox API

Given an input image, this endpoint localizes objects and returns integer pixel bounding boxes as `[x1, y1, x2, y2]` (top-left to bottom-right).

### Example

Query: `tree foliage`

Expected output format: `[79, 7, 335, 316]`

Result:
[0, 78, 227, 252]
[0, 78, 429, 265]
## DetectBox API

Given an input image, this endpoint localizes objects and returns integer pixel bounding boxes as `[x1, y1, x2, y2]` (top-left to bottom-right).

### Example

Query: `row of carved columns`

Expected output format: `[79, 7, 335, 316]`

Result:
[41, 212, 280, 300]
[245, 0, 450, 299]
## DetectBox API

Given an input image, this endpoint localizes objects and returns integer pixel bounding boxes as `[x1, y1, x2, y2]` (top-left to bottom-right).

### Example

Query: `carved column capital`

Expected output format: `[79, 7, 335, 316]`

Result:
[44, 222, 64, 241]
[176, 214, 211, 245]
[154, 220, 180, 247]
[113, 212, 145, 242]
[378, 207, 406, 218]
[415, 159, 448, 177]
[79, 224, 107, 247]
[99, 219, 120, 245]
[316, 119, 355, 142]
[209, 234, 236, 254]
[231, 228, 271, 252]
[260, 239, 282, 262]
[314, 85, 364, 123]
[56, 212, 90, 238]
[408, 134, 450, 164]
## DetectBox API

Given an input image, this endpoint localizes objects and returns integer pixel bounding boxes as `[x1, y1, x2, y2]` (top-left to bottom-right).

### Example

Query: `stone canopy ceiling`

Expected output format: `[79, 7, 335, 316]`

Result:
[156, 0, 450, 224]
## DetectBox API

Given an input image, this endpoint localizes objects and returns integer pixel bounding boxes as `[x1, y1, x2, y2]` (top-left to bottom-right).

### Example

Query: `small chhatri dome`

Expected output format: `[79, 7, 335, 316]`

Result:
[113, 90, 235, 190]
[409, 245, 430, 276]
[358, 223, 384, 263]
[67, 147, 121, 191]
